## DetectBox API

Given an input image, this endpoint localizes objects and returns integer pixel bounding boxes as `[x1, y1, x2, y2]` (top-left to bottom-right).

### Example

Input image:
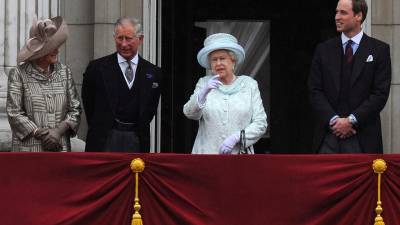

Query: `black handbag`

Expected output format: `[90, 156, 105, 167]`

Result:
[239, 130, 251, 154]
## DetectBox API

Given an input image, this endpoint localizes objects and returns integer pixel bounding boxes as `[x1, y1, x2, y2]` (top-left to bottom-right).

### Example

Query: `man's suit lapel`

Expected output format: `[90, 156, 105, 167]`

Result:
[351, 34, 370, 86]
[136, 56, 150, 119]
[135, 56, 144, 85]
[101, 53, 121, 112]
[330, 38, 343, 93]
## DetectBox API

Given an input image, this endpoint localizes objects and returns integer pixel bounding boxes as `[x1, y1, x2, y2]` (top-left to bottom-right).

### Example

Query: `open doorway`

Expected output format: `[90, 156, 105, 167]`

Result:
[161, 0, 338, 153]
[195, 20, 271, 140]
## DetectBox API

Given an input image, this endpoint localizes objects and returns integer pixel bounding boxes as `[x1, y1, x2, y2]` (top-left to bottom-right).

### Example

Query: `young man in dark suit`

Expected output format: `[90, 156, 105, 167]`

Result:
[82, 17, 162, 152]
[309, 0, 391, 153]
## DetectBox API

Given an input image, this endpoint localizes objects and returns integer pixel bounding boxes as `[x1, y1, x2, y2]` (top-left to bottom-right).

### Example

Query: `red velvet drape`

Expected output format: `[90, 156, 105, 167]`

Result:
[0, 153, 399, 225]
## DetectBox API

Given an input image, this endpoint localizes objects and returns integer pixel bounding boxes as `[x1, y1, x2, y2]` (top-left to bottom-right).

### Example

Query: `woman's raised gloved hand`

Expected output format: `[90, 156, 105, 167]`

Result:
[197, 75, 223, 104]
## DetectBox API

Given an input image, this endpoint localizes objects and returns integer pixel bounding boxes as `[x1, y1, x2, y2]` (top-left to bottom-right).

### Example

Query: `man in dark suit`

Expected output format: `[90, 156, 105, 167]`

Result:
[309, 0, 391, 153]
[82, 17, 162, 152]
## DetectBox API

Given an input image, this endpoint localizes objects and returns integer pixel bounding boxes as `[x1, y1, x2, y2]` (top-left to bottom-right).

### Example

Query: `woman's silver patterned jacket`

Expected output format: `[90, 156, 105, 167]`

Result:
[6, 62, 81, 152]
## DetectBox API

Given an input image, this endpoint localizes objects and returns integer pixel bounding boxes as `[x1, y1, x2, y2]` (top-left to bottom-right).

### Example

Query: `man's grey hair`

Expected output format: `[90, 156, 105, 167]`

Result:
[114, 17, 143, 36]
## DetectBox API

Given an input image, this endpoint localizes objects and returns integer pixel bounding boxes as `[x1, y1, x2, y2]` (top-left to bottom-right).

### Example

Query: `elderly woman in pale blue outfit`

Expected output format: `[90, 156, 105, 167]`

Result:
[183, 33, 267, 154]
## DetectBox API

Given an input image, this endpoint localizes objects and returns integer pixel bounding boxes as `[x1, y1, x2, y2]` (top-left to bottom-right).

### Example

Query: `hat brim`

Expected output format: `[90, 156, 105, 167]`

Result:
[197, 42, 245, 69]
[17, 16, 68, 65]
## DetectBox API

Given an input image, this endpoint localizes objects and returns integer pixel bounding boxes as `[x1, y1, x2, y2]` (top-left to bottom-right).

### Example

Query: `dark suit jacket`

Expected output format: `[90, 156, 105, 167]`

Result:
[82, 52, 162, 152]
[309, 34, 391, 153]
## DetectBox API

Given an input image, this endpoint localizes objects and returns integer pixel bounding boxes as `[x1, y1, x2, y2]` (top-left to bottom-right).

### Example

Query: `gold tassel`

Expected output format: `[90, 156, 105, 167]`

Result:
[131, 158, 145, 225]
[372, 159, 387, 225]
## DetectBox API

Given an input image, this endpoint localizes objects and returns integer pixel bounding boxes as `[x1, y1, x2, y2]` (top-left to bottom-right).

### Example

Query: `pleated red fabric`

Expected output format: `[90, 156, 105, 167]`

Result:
[0, 153, 399, 225]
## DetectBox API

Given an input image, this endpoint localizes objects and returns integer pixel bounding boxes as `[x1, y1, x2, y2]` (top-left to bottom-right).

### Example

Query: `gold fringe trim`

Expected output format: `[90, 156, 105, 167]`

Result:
[131, 158, 145, 225]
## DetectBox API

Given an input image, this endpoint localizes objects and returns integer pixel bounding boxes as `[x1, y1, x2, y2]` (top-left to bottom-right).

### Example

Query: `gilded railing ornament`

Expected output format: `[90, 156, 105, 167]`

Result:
[131, 158, 145, 225]
[372, 159, 387, 225]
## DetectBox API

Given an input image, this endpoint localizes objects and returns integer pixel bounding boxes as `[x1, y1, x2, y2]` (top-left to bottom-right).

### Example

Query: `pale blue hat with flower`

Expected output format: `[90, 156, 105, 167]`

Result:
[197, 33, 245, 69]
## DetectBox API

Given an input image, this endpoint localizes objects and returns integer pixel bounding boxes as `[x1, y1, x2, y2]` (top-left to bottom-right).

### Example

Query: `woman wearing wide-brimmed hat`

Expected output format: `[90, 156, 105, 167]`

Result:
[6, 16, 81, 152]
[183, 33, 267, 154]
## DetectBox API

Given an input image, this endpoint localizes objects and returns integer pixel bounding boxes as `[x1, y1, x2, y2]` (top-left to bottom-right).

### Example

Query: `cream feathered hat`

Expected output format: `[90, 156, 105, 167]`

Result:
[17, 16, 68, 64]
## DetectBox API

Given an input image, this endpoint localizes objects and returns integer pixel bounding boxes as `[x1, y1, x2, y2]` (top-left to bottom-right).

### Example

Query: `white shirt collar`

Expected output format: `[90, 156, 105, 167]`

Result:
[117, 53, 139, 65]
[117, 53, 139, 89]
[341, 30, 363, 45]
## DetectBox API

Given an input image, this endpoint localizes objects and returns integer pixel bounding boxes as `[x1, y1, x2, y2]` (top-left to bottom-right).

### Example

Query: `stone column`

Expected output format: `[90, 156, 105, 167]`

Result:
[0, 0, 11, 150]
[394, 0, 400, 153]
[90, 0, 143, 58]
[372, 0, 400, 153]
[142, 0, 161, 152]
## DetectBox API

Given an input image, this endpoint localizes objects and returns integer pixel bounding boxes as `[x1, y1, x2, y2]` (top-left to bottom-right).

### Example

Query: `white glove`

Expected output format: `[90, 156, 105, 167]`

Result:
[219, 133, 240, 154]
[198, 75, 223, 104]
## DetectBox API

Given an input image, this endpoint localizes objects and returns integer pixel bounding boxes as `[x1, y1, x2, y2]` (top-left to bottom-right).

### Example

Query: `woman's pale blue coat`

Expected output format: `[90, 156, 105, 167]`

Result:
[183, 75, 267, 154]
